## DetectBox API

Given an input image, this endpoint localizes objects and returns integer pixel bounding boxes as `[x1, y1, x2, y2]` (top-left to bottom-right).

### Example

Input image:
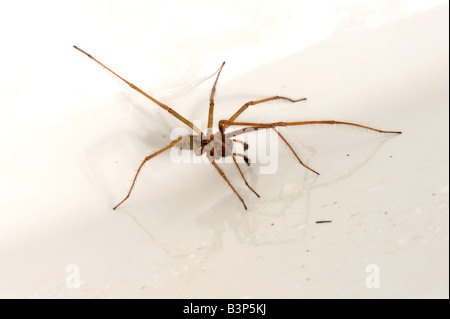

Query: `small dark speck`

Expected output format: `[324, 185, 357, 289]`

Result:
[432, 193, 436, 196]
[306, 249, 310, 252]
[306, 277, 310, 281]
[346, 154, 350, 157]
[390, 155, 393, 158]
[271, 223, 275, 226]
[316, 220, 332, 224]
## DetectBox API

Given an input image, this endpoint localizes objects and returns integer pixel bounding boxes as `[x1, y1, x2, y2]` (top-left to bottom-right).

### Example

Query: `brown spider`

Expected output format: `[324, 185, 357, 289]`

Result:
[73, 45, 402, 210]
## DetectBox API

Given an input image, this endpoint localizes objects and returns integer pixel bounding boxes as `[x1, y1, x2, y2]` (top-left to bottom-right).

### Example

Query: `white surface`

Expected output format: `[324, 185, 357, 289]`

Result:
[0, 1, 448, 298]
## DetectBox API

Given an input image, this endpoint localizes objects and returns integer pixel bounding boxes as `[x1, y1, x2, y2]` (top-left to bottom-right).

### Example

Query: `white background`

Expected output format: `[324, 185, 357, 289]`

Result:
[0, 0, 448, 298]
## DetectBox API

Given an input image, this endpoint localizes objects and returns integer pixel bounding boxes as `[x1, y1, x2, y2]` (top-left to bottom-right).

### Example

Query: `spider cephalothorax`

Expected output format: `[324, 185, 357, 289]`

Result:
[177, 132, 248, 164]
[74, 45, 401, 210]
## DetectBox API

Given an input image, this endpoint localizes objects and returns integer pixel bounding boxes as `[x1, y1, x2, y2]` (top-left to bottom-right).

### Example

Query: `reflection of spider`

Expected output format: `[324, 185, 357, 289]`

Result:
[74, 46, 401, 210]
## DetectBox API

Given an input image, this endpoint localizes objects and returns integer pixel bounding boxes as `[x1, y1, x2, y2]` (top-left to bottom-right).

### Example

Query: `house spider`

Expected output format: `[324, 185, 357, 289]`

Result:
[73, 46, 402, 210]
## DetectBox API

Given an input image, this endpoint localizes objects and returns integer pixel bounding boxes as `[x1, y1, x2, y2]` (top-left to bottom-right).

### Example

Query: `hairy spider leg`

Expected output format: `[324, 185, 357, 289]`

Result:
[228, 96, 307, 123]
[207, 61, 226, 133]
[230, 139, 250, 165]
[202, 131, 258, 199]
[204, 62, 247, 189]
[220, 120, 402, 134]
[113, 137, 183, 210]
[73, 46, 203, 136]
[222, 120, 401, 174]
[233, 153, 250, 166]
[219, 96, 308, 170]
[231, 139, 249, 151]
[210, 160, 247, 210]
[225, 126, 269, 138]
[226, 125, 320, 175]
[271, 127, 320, 175]
[231, 154, 260, 198]
[205, 62, 262, 207]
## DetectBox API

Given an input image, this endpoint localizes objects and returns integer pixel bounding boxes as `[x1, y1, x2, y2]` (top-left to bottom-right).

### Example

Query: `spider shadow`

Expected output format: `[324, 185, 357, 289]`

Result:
[180, 132, 401, 253]
[77, 91, 177, 205]
[116, 150, 318, 257]
[114, 130, 400, 263]
[310, 132, 401, 190]
[119, 92, 176, 145]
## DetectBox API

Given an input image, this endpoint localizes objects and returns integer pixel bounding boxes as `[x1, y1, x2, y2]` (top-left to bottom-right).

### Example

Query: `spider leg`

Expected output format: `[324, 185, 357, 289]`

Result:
[210, 160, 247, 210]
[228, 126, 319, 174]
[231, 139, 250, 164]
[220, 120, 402, 134]
[228, 96, 307, 123]
[233, 153, 250, 166]
[226, 126, 268, 138]
[73, 46, 203, 136]
[231, 139, 249, 151]
[271, 127, 320, 175]
[113, 137, 183, 210]
[222, 121, 400, 175]
[207, 62, 226, 133]
[232, 154, 259, 197]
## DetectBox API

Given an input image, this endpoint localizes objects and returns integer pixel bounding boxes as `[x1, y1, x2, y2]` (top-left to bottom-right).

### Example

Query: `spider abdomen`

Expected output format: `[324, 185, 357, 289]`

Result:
[178, 135, 203, 156]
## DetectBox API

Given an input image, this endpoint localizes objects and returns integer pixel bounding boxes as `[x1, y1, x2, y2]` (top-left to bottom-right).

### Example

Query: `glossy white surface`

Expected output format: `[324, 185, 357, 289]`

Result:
[0, 1, 448, 298]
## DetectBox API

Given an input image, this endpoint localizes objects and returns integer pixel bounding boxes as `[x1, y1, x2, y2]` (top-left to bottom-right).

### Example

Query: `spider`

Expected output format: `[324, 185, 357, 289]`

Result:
[73, 45, 402, 210]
